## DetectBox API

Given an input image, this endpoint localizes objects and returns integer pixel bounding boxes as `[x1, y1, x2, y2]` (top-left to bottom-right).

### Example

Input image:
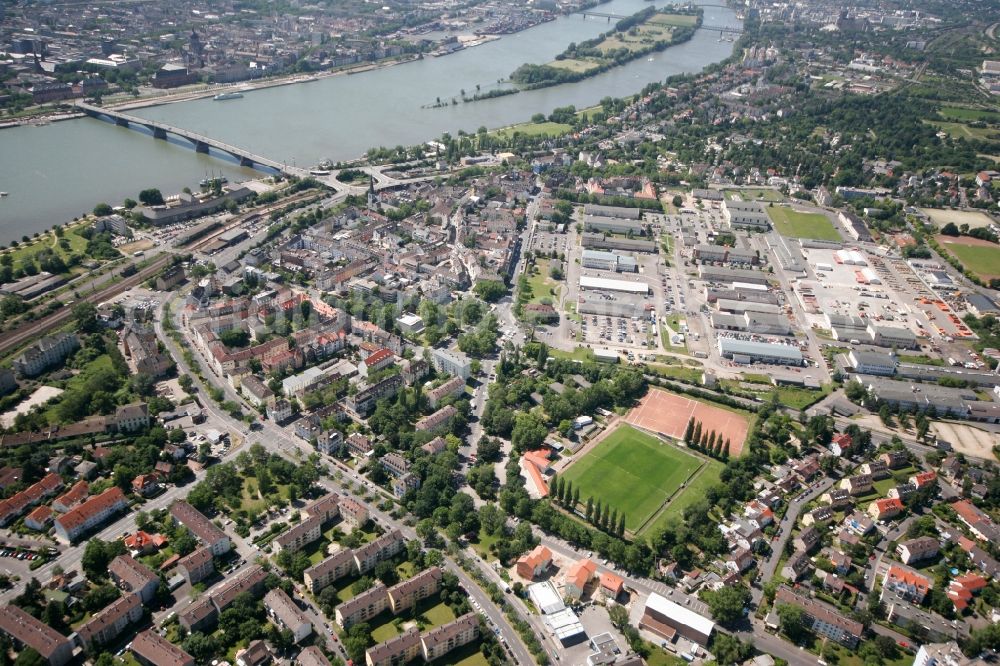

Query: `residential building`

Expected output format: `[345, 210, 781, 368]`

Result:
[53, 486, 127, 542]
[913, 641, 990, 666]
[868, 497, 904, 521]
[304, 549, 356, 594]
[599, 571, 624, 600]
[415, 405, 457, 432]
[210, 565, 268, 613]
[347, 434, 374, 457]
[263, 589, 312, 644]
[170, 500, 231, 555]
[0, 605, 74, 666]
[366, 627, 421, 666]
[177, 547, 215, 585]
[387, 567, 442, 614]
[114, 402, 150, 432]
[426, 376, 465, 408]
[241, 376, 275, 407]
[339, 497, 370, 529]
[273, 515, 323, 554]
[881, 564, 932, 604]
[897, 536, 939, 565]
[420, 613, 480, 662]
[380, 452, 410, 478]
[564, 559, 597, 600]
[305, 492, 341, 524]
[881, 450, 909, 469]
[430, 347, 472, 380]
[353, 529, 404, 574]
[51, 480, 89, 513]
[821, 488, 851, 509]
[131, 630, 195, 666]
[947, 573, 987, 612]
[391, 473, 420, 499]
[774, 586, 862, 648]
[131, 473, 161, 497]
[793, 526, 820, 553]
[840, 474, 873, 496]
[109, 555, 159, 604]
[951, 499, 1000, 542]
[335, 582, 388, 629]
[178, 597, 218, 633]
[12, 333, 79, 377]
[845, 510, 874, 536]
[781, 551, 813, 582]
[911, 470, 937, 489]
[76, 592, 143, 649]
[359, 348, 395, 378]
[802, 505, 834, 527]
[296, 646, 332, 666]
[235, 640, 271, 666]
[638, 592, 715, 647]
[516, 545, 552, 580]
[268, 399, 293, 423]
[860, 460, 889, 480]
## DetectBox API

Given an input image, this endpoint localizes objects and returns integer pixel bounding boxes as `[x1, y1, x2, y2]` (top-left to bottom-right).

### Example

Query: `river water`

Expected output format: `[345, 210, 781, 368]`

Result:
[0, 0, 738, 243]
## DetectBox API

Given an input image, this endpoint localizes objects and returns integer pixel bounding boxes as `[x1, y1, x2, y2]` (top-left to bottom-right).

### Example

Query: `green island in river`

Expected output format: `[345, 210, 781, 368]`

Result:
[510, 5, 703, 89]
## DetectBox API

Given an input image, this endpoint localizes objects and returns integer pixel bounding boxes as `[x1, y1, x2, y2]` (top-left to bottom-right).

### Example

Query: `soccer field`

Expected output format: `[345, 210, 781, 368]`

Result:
[561, 425, 702, 533]
[767, 206, 841, 241]
[937, 236, 1000, 280]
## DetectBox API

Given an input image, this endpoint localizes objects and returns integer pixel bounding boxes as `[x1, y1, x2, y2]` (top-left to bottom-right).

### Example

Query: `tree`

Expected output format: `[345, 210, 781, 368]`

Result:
[585, 497, 593, 521]
[13, 648, 46, 666]
[73, 301, 99, 334]
[616, 514, 626, 537]
[92, 203, 113, 217]
[709, 633, 753, 666]
[82, 539, 125, 580]
[691, 422, 702, 449]
[683, 417, 695, 445]
[723, 439, 731, 460]
[138, 188, 165, 206]
[776, 603, 808, 642]
[704, 585, 751, 626]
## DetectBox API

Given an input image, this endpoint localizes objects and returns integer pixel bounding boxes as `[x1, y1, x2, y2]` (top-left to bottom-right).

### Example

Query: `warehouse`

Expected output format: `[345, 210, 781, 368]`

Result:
[581, 250, 638, 273]
[579, 275, 649, 295]
[581, 233, 657, 253]
[639, 592, 715, 647]
[698, 266, 770, 285]
[711, 312, 791, 336]
[848, 350, 898, 376]
[718, 338, 803, 366]
[716, 299, 781, 315]
[583, 204, 641, 220]
[584, 215, 645, 235]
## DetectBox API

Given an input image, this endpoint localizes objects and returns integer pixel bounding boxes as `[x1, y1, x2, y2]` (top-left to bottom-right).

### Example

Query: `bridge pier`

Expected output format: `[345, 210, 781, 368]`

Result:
[150, 126, 168, 140]
[115, 117, 129, 127]
[194, 141, 210, 154]
[239, 156, 254, 168]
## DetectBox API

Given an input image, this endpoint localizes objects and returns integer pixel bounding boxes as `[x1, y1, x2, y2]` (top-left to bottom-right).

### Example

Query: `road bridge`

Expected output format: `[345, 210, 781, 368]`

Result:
[77, 101, 306, 177]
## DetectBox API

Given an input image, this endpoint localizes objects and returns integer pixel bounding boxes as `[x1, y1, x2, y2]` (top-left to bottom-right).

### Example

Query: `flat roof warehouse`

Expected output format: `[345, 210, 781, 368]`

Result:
[579, 275, 649, 294]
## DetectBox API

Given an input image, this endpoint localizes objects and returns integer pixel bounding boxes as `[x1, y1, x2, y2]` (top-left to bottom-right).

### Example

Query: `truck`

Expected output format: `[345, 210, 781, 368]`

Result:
[693, 350, 708, 359]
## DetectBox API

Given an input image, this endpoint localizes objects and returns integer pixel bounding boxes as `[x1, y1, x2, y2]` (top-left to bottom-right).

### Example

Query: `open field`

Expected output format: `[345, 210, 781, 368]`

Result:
[561, 425, 702, 533]
[547, 58, 600, 73]
[930, 421, 998, 459]
[929, 120, 1000, 141]
[935, 235, 1000, 280]
[595, 20, 675, 54]
[938, 106, 1000, 123]
[767, 206, 841, 241]
[646, 458, 722, 531]
[493, 121, 573, 139]
[647, 13, 700, 27]
[626, 388, 751, 456]
[523, 259, 561, 305]
[920, 208, 997, 229]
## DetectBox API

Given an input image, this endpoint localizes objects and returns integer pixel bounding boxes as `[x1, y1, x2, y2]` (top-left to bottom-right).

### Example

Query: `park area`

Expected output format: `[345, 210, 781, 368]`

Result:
[936, 235, 1000, 280]
[561, 424, 715, 537]
[625, 388, 751, 456]
[766, 206, 841, 241]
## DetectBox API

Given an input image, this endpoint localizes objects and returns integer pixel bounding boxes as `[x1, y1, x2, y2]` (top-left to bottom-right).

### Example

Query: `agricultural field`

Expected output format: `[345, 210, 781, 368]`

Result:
[920, 208, 997, 229]
[936, 235, 1000, 280]
[561, 425, 702, 534]
[928, 120, 1000, 141]
[767, 206, 841, 241]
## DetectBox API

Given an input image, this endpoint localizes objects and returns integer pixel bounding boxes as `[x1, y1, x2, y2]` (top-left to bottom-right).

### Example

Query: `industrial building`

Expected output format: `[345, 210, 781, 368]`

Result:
[722, 200, 771, 230]
[584, 215, 645, 236]
[581, 250, 638, 273]
[579, 275, 649, 295]
[717, 338, 804, 366]
[639, 592, 715, 647]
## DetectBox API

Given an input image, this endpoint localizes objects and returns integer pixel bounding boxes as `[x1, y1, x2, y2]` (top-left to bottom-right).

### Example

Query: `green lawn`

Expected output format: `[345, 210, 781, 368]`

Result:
[767, 206, 841, 241]
[547, 58, 600, 73]
[523, 259, 561, 306]
[897, 354, 945, 366]
[445, 641, 490, 666]
[494, 121, 573, 139]
[647, 458, 723, 530]
[938, 106, 1000, 123]
[930, 120, 1000, 141]
[549, 346, 596, 362]
[724, 188, 785, 202]
[561, 425, 702, 533]
[368, 597, 456, 643]
[936, 239, 1000, 280]
[648, 12, 700, 27]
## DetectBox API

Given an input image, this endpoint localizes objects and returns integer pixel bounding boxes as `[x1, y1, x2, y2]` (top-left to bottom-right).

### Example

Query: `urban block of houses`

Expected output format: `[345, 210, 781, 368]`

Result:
[774, 586, 862, 648]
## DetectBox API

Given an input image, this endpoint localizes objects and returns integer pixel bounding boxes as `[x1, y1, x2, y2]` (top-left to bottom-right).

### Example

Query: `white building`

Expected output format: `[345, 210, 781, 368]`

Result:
[430, 347, 472, 380]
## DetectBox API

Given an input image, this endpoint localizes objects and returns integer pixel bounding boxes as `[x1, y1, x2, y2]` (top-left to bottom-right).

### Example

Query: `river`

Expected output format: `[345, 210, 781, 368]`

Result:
[0, 0, 739, 244]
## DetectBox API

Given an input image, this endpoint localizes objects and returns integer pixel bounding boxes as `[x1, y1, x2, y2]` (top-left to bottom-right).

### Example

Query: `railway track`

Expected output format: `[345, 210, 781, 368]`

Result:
[0, 254, 172, 359]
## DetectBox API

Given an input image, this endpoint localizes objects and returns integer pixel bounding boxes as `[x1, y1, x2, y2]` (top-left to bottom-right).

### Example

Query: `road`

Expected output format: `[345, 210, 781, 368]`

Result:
[756, 476, 836, 603]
